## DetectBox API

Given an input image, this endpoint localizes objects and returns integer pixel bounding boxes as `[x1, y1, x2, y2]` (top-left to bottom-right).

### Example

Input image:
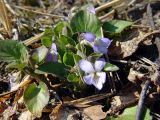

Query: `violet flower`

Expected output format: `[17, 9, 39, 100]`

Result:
[46, 43, 58, 62]
[79, 59, 106, 90]
[82, 32, 96, 42]
[83, 32, 111, 54]
[87, 6, 96, 14]
[93, 38, 111, 54]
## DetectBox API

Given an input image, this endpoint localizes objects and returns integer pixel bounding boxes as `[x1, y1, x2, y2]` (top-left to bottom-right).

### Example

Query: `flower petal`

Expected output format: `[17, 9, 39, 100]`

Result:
[79, 59, 95, 73]
[83, 32, 96, 42]
[53, 53, 58, 62]
[51, 43, 57, 52]
[93, 43, 99, 52]
[46, 52, 53, 62]
[94, 59, 106, 72]
[83, 74, 94, 85]
[92, 72, 106, 90]
[87, 6, 96, 14]
[97, 46, 108, 54]
[96, 72, 106, 84]
[98, 38, 111, 48]
[46, 52, 58, 62]
[93, 43, 108, 54]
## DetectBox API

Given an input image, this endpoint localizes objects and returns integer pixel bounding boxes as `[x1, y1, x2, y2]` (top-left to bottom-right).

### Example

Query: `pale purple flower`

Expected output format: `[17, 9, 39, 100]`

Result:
[93, 38, 111, 54]
[46, 43, 58, 62]
[83, 32, 111, 54]
[79, 59, 106, 90]
[64, 16, 69, 21]
[87, 6, 96, 14]
[83, 32, 96, 42]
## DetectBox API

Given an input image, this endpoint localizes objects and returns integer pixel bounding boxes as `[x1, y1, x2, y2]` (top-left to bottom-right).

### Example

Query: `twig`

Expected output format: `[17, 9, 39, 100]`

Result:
[128, 0, 137, 6]
[23, 32, 44, 46]
[0, 27, 5, 32]
[0, 90, 17, 97]
[109, 72, 116, 93]
[11, 5, 64, 19]
[64, 92, 113, 105]
[111, 59, 136, 64]
[131, 25, 150, 29]
[136, 80, 151, 120]
[0, 0, 12, 37]
[140, 30, 160, 42]
[4, 0, 17, 15]
[150, 112, 160, 119]
[0, 77, 32, 97]
[95, 0, 121, 13]
[99, 9, 115, 21]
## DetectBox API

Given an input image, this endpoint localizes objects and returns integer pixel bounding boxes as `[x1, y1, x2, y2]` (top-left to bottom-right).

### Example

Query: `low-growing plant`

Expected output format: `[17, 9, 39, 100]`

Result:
[0, 5, 119, 117]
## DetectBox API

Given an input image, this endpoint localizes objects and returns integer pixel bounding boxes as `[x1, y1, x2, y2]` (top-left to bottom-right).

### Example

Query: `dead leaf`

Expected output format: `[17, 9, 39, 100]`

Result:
[83, 105, 106, 120]
[18, 110, 35, 120]
[0, 102, 7, 114]
[0, 93, 12, 102]
[1, 104, 17, 119]
[128, 58, 160, 86]
[49, 105, 82, 120]
[14, 88, 24, 103]
[107, 83, 140, 115]
[49, 104, 62, 120]
[108, 29, 144, 58]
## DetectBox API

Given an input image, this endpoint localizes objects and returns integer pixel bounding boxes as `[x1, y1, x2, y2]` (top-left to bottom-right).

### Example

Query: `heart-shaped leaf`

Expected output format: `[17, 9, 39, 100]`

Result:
[104, 63, 119, 72]
[67, 73, 80, 83]
[63, 52, 75, 67]
[103, 20, 133, 34]
[24, 82, 49, 117]
[31, 45, 48, 63]
[0, 40, 28, 63]
[70, 10, 102, 38]
[35, 62, 68, 77]
[41, 27, 54, 48]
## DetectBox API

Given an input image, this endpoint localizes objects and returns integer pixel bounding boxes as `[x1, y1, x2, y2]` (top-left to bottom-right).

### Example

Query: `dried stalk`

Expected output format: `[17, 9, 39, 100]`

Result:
[23, 32, 44, 46]
[11, 5, 64, 19]
[96, 0, 121, 13]
[0, 0, 12, 37]
[99, 9, 115, 21]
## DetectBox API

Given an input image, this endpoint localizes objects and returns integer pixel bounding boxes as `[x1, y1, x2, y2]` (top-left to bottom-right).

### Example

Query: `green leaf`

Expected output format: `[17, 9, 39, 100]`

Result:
[32, 46, 48, 63]
[41, 27, 54, 48]
[41, 36, 53, 48]
[104, 63, 119, 72]
[70, 10, 102, 38]
[0, 40, 28, 63]
[54, 22, 65, 37]
[63, 52, 74, 67]
[73, 54, 82, 63]
[67, 73, 80, 83]
[59, 35, 76, 48]
[67, 73, 85, 92]
[106, 105, 150, 120]
[24, 82, 49, 117]
[6, 62, 26, 70]
[58, 35, 76, 59]
[35, 62, 68, 77]
[88, 53, 103, 63]
[103, 20, 133, 34]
